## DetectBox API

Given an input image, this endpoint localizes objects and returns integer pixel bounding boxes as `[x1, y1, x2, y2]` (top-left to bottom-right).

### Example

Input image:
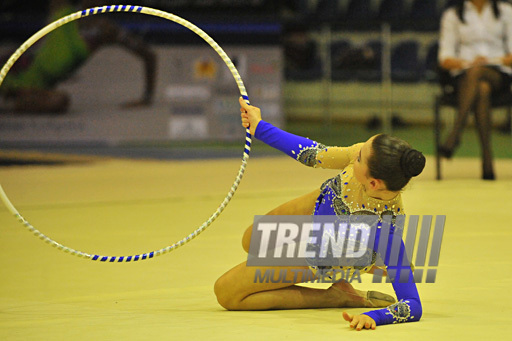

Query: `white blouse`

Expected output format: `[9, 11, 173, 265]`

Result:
[438, 0, 512, 75]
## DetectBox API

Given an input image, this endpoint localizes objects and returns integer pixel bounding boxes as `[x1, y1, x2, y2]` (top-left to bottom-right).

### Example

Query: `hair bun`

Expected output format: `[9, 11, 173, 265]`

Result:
[400, 149, 426, 178]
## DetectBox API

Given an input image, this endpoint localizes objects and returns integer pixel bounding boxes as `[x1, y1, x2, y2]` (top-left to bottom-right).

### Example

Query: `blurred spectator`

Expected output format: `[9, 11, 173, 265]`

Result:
[1, 0, 156, 113]
[437, 0, 512, 180]
[333, 45, 377, 73]
[283, 27, 316, 73]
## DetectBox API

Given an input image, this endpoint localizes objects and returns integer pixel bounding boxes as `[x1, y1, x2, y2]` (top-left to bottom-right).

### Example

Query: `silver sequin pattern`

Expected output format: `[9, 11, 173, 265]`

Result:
[386, 300, 413, 323]
[297, 143, 327, 167]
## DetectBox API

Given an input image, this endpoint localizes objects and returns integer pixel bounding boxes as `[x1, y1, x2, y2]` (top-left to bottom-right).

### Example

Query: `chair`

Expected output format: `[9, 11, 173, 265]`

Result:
[433, 69, 512, 180]
[355, 39, 382, 82]
[330, 39, 355, 81]
[424, 41, 439, 82]
[284, 38, 323, 81]
[391, 40, 422, 82]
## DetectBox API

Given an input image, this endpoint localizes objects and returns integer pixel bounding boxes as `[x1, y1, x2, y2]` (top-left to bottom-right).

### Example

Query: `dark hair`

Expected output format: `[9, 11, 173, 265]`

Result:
[367, 134, 426, 192]
[449, 0, 501, 23]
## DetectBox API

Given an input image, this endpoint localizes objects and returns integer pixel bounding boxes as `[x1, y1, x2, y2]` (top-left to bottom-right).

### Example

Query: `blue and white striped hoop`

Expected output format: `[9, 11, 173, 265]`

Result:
[0, 5, 252, 262]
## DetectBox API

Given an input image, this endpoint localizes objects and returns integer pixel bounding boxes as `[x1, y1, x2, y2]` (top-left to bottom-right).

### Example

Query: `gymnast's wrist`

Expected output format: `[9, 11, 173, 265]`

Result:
[253, 119, 268, 138]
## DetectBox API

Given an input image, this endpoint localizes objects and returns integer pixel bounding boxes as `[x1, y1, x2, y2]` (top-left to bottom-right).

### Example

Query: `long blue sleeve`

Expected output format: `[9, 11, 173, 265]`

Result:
[363, 223, 422, 325]
[254, 120, 323, 166]
[254, 120, 364, 170]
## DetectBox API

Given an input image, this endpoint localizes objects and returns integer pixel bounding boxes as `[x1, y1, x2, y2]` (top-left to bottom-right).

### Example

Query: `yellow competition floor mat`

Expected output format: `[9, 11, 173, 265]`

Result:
[1, 156, 511, 340]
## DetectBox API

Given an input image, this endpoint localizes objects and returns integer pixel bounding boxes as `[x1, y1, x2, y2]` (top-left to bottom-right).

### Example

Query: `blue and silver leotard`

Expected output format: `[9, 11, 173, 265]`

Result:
[255, 120, 422, 326]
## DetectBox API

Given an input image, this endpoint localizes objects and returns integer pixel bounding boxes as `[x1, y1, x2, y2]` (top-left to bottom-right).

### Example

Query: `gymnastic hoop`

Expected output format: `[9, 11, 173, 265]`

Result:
[0, 5, 252, 262]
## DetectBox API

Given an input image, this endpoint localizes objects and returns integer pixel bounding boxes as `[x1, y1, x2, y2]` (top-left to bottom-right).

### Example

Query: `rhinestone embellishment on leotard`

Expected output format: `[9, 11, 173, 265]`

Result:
[297, 143, 327, 167]
[386, 300, 413, 323]
[321, 171, 402, 221]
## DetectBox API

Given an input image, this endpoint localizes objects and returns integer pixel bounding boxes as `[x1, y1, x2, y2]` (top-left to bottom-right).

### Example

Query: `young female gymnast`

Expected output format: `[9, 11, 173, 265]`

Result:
[214, 97, 426, 331]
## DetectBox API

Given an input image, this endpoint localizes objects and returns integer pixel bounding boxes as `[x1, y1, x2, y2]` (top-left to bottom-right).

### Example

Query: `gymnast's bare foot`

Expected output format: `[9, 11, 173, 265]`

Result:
[327, 280, 396, 308]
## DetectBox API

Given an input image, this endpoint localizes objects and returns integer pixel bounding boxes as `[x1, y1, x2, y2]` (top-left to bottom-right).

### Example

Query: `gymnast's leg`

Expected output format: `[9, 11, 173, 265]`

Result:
[214, 189, 395, 310]
[241, 189, 320, 253]
[214, 261, 395, 311]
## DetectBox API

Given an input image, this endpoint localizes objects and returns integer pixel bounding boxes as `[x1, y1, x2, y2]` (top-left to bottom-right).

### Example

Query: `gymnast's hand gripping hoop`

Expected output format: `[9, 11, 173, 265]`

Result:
[0, 5, 252, 262]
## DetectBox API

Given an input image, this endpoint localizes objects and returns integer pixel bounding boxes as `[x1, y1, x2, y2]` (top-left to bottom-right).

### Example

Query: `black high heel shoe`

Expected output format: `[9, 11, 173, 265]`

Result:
[437, 145, 454, 159]
[438, 137, 460, 159]
[482, 171, 495, 180]
[483, 165, 495, 180]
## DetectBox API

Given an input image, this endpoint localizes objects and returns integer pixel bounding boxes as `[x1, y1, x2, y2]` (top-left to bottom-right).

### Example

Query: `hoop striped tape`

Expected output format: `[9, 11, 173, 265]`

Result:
[0, 5, 252, 262]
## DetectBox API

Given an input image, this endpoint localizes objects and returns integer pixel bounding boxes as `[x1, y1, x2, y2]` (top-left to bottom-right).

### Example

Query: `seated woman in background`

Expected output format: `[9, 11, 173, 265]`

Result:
[438, 0, 512, 180]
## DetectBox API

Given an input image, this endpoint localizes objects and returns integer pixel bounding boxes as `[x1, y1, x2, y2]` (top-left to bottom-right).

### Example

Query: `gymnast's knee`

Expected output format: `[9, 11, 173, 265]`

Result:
[242, 224, 253, 253]
[213, 275, 240, 310]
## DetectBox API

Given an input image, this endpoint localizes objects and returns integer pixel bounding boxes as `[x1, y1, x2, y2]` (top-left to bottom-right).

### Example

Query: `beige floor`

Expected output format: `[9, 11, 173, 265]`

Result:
[1, 154, 511, 340]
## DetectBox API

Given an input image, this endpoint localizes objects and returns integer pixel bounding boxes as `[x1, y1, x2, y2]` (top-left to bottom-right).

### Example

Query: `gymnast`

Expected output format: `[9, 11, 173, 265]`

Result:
[1, 0, 156, 113]
[214, 97, 426, 330]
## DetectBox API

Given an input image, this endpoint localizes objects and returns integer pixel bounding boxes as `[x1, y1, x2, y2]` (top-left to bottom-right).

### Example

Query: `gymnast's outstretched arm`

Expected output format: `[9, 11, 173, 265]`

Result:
[240, 97, 362, 169]
[349, 223, 422, 328]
